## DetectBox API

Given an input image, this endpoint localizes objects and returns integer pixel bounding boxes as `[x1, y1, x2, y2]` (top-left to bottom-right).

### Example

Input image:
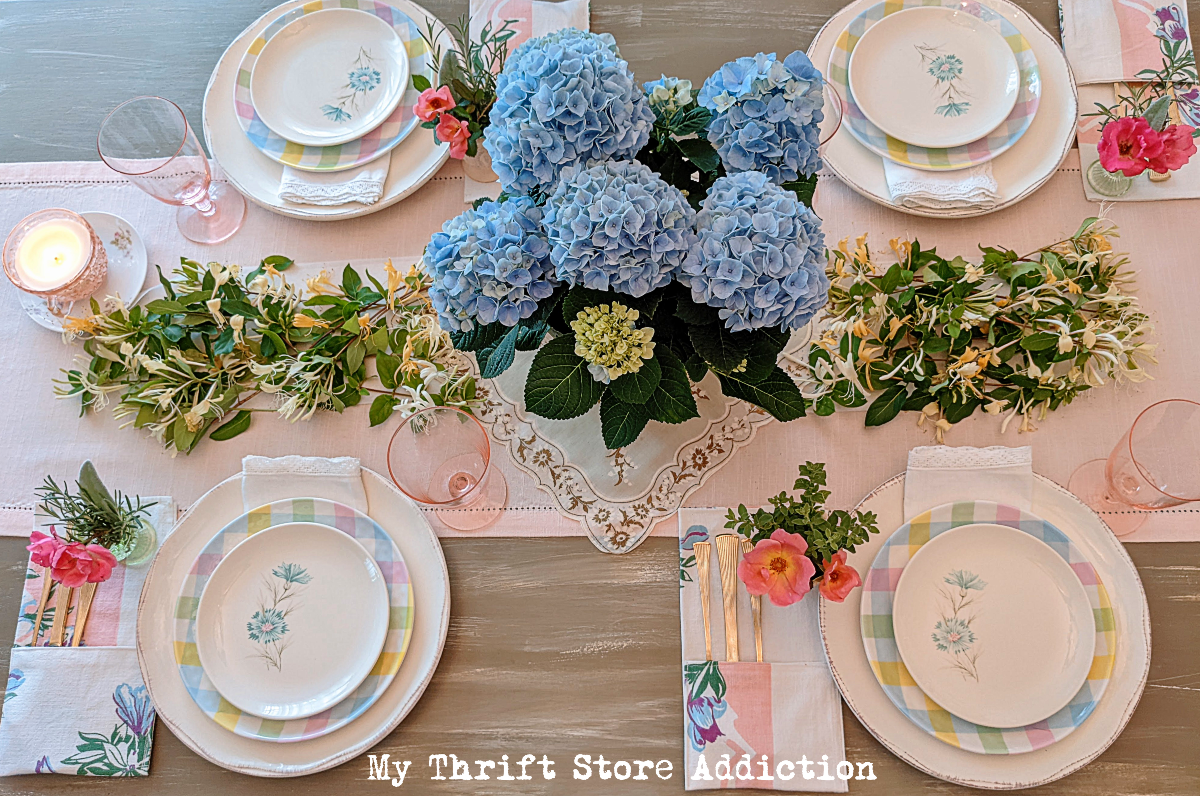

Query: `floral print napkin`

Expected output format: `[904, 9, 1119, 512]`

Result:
[0, 500, 173, 776]
[679, 509, 847, 792]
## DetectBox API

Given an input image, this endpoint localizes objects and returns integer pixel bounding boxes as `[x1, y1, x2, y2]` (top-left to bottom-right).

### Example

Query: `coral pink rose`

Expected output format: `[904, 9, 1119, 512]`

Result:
[1148, 123, 1198, 173]
[27, 530, 65, 568]
[1098, 116, 1164, 177]
[434, 114, 472, 159]
[737, 530, 817, 607]
[414, 86, 456, 122]
[818, 550, 862, 602]
[50, 541, 117, 587]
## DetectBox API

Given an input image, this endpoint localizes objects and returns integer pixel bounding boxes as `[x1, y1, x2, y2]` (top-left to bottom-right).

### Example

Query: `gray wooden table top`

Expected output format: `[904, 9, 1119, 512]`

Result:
[0, 1, 1198, 794]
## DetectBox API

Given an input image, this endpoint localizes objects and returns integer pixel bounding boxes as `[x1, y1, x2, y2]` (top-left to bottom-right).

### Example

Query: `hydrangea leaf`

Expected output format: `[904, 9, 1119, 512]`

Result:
[561, 286, 614, 326]
[689, 323, 755, 375]
[646, 348, 699, 424]
[451, 321, 507, 352]
[718, 367, 806, 421]
[478, 326, 519, 379]
[600, 391, 652, 449]
[524, 335, 604, 420]
[609, 356, 662, 404]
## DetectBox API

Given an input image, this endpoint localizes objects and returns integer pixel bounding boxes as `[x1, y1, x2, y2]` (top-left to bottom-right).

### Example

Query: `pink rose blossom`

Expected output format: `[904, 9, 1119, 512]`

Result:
[818, 550, 862, 602]
[414, 86, 456, 122]
[27, 530, 64, 569]
[1148, 123, 1198, 173]
[1097, 116, 1164, 177]
[737, 529, 817, 607]
[50, 542, 117, 587]
[435, 114, 472, 159]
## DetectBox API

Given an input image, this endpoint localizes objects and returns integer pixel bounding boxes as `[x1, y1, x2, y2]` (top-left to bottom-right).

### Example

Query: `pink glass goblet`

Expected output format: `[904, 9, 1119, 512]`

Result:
[387, 406, 508, 532]
[1068, 399, 1200, 536]
[3, 208, 108, 316]
[98, 97, 245, 244]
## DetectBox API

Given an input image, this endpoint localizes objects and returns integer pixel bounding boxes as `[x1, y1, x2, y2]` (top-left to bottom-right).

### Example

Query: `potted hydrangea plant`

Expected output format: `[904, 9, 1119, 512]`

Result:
[422, 29, 831, 449]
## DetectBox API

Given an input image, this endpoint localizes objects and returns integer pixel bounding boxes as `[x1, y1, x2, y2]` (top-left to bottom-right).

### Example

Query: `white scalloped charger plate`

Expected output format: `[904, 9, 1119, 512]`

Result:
[820, 474, 1149, 788]
[809, 0, 1076, 218]
[202, 0, 450, 220]
[137, 469, 449, 777]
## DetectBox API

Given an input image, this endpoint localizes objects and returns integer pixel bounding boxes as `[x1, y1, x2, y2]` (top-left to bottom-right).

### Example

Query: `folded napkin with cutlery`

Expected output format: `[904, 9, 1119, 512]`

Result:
[1061, 0, 1200, 200]
[0, 499, 173, 777]
[884, 161, 1000, 211]
[463, 0, 591, 204]
[279, 160, 389, 206]
[678, 511, 847, 792]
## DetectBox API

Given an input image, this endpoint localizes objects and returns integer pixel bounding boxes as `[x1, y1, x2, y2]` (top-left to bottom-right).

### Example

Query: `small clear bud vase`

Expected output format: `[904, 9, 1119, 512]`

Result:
[1085, 159, 1133, 198]
[107, 517, 157, 566]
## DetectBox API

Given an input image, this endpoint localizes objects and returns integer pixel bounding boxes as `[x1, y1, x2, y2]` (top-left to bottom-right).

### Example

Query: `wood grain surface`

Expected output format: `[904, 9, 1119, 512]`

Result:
[0, 0, 1198, 793]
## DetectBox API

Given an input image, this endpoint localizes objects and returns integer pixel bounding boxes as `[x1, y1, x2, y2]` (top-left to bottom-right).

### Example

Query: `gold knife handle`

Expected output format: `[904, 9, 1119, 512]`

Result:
[715, 534, 741, 662]
[32, 566, 53, 645]
[694, 542, 713, 661]
[71, 582, 98, 647]
[48, 585, 74, 647]
[741, 538, 763, 663]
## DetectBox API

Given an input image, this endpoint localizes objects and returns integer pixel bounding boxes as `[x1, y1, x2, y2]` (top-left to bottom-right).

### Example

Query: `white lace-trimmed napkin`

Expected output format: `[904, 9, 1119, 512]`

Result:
[678, 509, 847, 792]
[0, 500, 174, 777]
[278, 161, 389, 206]
[241, 455, 368, 513]
[903, 445, 1033, 519]
[884, 160, 1000, 211]
[464, 0, 591, 204]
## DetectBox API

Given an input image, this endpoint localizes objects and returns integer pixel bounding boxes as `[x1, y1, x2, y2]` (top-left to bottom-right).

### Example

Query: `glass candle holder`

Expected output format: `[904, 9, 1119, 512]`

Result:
[3, 208, 108, 316]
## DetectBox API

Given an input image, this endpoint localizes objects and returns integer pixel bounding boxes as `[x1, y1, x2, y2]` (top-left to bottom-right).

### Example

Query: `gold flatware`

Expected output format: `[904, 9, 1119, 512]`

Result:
[715, 534, 741, 662]
[31, 566, 52, 645]
[47, 585, 75, 647]
[694, 541, 713, 661]
[741, 538, 763, 663]
[70, 582, 99, 647]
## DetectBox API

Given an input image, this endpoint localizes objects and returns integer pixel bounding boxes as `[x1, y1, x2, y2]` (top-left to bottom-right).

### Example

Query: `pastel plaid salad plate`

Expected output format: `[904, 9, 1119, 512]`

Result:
[860, 501, 1115, 755]
[174, 498, 415, 742]
[828, 0, 1042, 171]
[233, 0, 432, 172]
[890, 523, 1096, 729]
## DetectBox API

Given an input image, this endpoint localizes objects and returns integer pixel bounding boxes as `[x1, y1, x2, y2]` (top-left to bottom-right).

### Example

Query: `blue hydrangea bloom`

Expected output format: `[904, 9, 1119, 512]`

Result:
[423, 197, 557, 331]
[680, 171, 828, 332]
[483, 29, 656, 195]
[544, 160, 697, 298]
[698, 51, 824, 184]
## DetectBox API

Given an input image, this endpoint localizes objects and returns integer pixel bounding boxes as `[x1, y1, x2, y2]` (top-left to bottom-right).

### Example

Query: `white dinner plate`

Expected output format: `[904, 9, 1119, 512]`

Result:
[848, 7, 1020, 148]
[137, 469, 450, 777]
[195, 522, 391, 721]
[820, 475, 1150, 788]
[809, 0, 1077, 217]
[891, 523, 1096, 729]
[202, 0, 450, 220]
[250, 8, 410, 147]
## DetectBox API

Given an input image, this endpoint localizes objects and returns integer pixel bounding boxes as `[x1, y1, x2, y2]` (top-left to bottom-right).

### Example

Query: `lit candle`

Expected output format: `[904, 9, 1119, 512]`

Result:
[14, 217, 92, 291]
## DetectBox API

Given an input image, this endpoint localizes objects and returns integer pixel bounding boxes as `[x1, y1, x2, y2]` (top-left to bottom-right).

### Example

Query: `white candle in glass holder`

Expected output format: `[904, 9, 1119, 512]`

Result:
[14, 217, 92, 291]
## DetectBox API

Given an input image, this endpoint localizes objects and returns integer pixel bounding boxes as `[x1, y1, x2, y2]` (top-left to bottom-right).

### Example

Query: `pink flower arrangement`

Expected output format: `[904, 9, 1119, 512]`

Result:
[435, 113, 472, 159]
[818, 550, 862, 603]
[27, 529, 117, 588]
[414, 86, 456, 122]
[415, 86, 474, 159]
[737, 529, 817, 607]
[1098, 115, 1197, 177]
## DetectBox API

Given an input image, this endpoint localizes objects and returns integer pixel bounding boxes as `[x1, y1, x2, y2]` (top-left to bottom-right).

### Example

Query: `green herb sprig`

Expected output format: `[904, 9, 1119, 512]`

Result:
[36, 461, 155, 550]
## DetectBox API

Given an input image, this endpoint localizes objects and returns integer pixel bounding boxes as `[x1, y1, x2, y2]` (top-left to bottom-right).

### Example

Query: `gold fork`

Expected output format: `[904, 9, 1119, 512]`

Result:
[741, 538, 763, 663]
[71, 582, 99, 647]
[693, 541, 713, 661]
[715, 534, 741, 662]
[47, 585, 75, 647]
[31, 566, 52, 645]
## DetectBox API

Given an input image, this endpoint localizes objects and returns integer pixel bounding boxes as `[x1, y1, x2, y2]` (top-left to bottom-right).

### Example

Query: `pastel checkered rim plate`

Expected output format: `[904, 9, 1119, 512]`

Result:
[233, 0, 431, 172]
[827, 0, 1041, 171]
[860, 501, 1115, 755]
[173, 498, 415, 742]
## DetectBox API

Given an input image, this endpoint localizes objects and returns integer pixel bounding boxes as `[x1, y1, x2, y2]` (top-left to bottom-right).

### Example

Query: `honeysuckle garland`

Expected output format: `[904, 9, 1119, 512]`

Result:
[787, 217, 1156, 439]
[55, 257, 481, 454]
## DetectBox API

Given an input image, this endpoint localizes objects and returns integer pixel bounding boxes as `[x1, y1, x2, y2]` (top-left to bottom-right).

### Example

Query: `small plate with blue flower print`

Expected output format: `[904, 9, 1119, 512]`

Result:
[891, 523, 1095, 729]
[249, 7, 409, 147]
[847, 6, 1020, 149]
[194, 521, 391, 721]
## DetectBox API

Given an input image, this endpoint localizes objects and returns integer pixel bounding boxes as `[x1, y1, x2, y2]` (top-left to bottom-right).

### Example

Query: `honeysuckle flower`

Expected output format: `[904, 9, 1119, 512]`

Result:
[292, 313, 330, 329]
[1057, 330, 1074, 354]
[357, 313, 372, 337]
[424, 197, 556, 331]
[119, 341, 135, 358]
[385, 259, 404, 306]
[230, 314, 245, 344]
[544, 160, 696, 297]
[205, 298, 225, 326]
[698, 50, 824, 183]
[483, 28, 655, 194]
[305, 270, 341, 296]
[963, 262, 985, 283]
[570, 302, 656, 383]
[737, 529, 817, 607]
[681, 171, 827, 332]
[818, 550, 861, 602]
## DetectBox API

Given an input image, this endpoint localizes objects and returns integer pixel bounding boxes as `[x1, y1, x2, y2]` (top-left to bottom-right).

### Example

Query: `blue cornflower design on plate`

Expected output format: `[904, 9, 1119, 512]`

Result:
[916, 46, 971, 118]
[272, 562, 313, 585]
[927, 54, 964, 82]
[931, 617, 975, 654]
[247, 607, 289, 644]
[348, 67, 381, 92]
[321, 105, 352, 122]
